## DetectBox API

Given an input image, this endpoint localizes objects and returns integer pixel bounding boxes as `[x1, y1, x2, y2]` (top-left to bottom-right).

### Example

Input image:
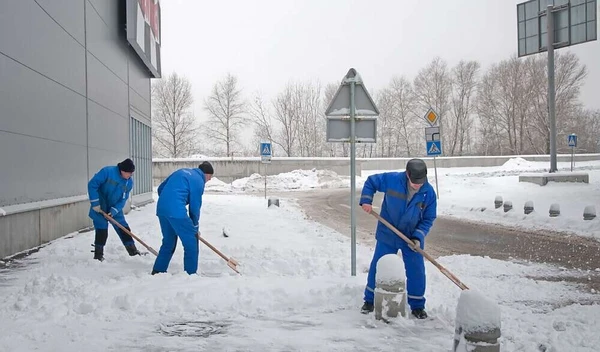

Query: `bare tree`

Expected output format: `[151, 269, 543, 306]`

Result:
[204, 73, 246, 157]
[389, 76, 420, 156]
[449, 60, 480, 156]
[151, 72, 198, 158]
[414, 57, 452, 152]
[525, 51, 587, 153]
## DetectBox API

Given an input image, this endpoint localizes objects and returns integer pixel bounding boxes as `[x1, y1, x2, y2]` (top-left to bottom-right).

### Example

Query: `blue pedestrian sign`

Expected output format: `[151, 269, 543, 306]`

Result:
[426, 140, 442, 156]
[567, 134, 577, 148]
[260, 142, 272, 163]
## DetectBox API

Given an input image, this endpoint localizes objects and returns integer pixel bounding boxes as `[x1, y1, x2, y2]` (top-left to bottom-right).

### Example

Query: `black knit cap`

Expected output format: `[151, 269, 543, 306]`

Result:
[118, 158, 135, 173]
[406, 158, 427, 184]
[198, 161, 214, 175]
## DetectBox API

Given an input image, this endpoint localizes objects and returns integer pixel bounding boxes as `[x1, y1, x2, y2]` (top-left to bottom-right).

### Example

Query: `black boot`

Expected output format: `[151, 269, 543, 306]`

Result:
[125, 244, 141, 256]
[93, 245, 104, 261]
[411, 308, 428, 319]
[361, 301, 374, 314]
[93, 229, 108, 261]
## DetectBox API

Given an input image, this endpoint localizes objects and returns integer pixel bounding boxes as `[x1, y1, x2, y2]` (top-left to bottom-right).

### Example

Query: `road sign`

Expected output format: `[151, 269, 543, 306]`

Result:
[424, 108, 439, 126]
[426, 141, 442, 156]
[568, 134, 577, 147]
[325, 71, 380, 117]
[326, 117, 377, 143]
[425, 126, 441, 142]
[517, 0, 597, 58]
[324, 68, 379, 277]
[260, 141, 271, 163]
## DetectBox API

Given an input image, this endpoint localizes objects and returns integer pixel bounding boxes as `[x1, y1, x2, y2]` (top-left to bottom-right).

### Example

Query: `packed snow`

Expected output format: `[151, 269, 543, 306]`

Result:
[1, 193, 599, 351]
[375, 253, 405, 284]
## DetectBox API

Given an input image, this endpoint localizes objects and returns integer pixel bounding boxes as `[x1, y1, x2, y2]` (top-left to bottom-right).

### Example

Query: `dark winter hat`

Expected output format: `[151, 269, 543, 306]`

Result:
[118, 158, 135, 173]
[406, 158, 427, 184]
[198, 161, 214, 175]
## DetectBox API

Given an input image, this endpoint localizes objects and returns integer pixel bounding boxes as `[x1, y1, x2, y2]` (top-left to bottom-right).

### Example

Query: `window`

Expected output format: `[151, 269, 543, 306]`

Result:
[130, 117, 152, 195]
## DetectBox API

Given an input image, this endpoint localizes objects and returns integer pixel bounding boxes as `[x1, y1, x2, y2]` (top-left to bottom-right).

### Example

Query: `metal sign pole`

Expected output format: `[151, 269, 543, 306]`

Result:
[264, 163, 267, 199]
[433, 156, 439, 199]
[350, 78, 357, 277]
[571, 146, 574, 172]
[547, 4, 558, 173]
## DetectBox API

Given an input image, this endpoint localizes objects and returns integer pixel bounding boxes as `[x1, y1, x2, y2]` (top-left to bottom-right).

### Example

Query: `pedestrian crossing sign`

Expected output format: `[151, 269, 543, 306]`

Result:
[260, 142, 272, 163]
[426, 140, 442, 156]
[568, 134, 577, 147]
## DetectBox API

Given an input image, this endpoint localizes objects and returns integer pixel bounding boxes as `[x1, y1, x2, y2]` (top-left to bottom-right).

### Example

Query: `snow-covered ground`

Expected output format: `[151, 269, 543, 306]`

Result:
[207, 158, 600, 240]
[1, 194, 599, 351]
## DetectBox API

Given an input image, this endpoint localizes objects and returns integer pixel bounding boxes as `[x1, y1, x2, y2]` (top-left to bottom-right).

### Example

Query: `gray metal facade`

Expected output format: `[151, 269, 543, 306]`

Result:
[0, 0, 153, 258]
[0, 0, 153, 207]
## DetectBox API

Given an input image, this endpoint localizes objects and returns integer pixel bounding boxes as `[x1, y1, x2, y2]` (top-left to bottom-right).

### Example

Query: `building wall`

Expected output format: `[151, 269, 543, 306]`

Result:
[0, 0, 154, 259]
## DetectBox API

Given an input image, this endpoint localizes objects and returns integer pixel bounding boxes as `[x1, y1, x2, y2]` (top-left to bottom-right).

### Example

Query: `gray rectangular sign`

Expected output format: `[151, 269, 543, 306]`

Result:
[517, 0, 597, 57]
[326, 117, 377, 143]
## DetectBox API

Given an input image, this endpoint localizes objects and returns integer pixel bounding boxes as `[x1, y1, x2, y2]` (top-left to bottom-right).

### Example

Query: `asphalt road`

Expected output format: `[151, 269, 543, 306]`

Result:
[275, 188, 600, 292]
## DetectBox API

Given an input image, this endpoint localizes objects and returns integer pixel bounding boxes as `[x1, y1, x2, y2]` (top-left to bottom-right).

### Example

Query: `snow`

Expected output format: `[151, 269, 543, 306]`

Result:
[455, 289, 501, 333]
[0, 207, 5, 216]
[206, 169, 361, 192]
[1, 193, 600, 351]
[375, 253, 405, 284]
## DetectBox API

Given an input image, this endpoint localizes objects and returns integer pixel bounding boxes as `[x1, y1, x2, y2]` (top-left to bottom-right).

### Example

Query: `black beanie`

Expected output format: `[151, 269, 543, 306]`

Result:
[198, 161, 214, 175]
[118, 158, 135, 173]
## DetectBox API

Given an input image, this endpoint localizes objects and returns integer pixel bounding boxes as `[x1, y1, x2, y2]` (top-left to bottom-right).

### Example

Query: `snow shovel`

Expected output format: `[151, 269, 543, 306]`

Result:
[100, 210, 158, 256]
[196, 232, 240, 275]
[369, 210, 469, 291]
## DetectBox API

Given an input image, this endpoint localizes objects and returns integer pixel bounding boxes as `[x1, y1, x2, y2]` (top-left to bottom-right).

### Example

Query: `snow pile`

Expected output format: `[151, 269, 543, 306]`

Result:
[455, 289, 501, 333]
[0, 208, 5, 216]
[499, 157, 536, 170]
[206, 169, 360, 192]
[375, 253, 405, 284]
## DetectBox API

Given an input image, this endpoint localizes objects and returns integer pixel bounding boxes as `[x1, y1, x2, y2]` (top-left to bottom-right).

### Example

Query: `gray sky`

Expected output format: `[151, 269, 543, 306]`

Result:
[160, 0, 600, 137]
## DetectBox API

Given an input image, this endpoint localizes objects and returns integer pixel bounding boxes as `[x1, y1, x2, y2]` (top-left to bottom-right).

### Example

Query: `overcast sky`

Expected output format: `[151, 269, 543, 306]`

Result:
[159, 0, 599, 140]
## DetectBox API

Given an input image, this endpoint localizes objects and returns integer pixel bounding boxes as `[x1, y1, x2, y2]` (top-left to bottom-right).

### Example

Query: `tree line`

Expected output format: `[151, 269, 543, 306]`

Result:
[151, 52, 600, 158]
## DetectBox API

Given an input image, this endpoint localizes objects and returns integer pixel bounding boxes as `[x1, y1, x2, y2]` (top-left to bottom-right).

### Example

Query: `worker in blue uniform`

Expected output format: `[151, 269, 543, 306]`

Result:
[359, 158, 437, 319]
[152, 161, 214, 275]
[88, 158, 141, 261]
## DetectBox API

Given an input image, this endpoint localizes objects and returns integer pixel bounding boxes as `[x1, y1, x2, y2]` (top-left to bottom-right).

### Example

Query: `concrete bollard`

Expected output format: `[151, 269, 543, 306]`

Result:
[549, 203, 560, 217]
[494, 196, 503, 209]
[374, 254, 407, 320]
[524, 201, 534, 215]
[584, 205, 596, 220]
[503, 201, 512, 213]
[268, 198, 280, 207]
[453, 290, 501, 352]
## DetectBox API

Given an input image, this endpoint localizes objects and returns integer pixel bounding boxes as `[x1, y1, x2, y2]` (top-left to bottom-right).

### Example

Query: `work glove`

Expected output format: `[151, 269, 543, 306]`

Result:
[410, 239, 421, 252]
[92, 205, 101, 213]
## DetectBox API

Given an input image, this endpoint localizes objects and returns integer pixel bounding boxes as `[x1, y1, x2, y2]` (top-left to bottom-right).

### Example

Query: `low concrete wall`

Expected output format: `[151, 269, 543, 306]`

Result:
[153, 154, 600, 184]
[153, 158, 361, 185]
[0, 193, 153, 260]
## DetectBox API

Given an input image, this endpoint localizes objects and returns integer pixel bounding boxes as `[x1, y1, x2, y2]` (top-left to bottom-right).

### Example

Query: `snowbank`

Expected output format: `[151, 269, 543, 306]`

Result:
[206, 168, 362, 192]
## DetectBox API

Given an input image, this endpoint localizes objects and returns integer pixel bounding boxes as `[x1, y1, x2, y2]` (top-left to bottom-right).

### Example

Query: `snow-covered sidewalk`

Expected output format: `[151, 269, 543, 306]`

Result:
[0, 194, 599, 351]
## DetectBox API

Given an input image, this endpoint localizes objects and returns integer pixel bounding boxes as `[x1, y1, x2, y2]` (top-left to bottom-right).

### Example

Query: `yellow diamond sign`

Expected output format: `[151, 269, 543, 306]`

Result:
[424, 108, 438, 126]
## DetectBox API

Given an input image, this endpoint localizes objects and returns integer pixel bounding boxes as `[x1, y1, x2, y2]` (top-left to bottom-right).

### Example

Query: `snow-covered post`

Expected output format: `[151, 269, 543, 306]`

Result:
[453, 290, 501, 352]
[583, 205, 596, 220]
[494, 196, 503, 209]
[503, 201, 512, 213]
[524, 201, 534, 215]
[549, 203, 560, 217]
[374, 254, 406, 320]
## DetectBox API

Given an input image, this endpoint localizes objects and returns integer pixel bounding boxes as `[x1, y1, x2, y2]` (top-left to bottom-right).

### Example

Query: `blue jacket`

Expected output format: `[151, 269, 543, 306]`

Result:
[156, 168, 206, 226]
[88, 166, 133, 216]
[359, 171, 437, 248]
